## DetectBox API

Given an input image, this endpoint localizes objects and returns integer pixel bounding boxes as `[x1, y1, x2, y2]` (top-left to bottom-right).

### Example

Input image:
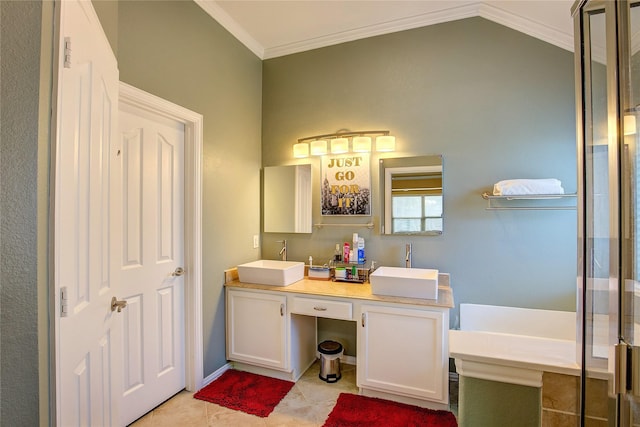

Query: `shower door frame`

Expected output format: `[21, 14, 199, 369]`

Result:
[574, 0, 638, 425]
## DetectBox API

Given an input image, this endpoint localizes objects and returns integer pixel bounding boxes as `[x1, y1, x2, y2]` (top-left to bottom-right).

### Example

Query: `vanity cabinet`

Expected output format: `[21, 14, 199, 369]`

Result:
[357, 304, 448, 404]
[226, 289, 287, 370]
[224, 275, 453, 409]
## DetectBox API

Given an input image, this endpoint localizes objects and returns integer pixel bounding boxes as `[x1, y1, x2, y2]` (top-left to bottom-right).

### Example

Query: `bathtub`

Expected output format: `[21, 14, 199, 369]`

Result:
[449, 303, 580, 387]
[449, 304, 617, 427]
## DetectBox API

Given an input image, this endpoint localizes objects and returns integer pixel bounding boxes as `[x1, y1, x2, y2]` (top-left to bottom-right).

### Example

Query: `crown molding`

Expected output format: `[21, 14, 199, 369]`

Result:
[193, 0, 264, 58]
[263, 3, 480, 59]
[478, 3, 574, 53]
[196, 1, 575, 60]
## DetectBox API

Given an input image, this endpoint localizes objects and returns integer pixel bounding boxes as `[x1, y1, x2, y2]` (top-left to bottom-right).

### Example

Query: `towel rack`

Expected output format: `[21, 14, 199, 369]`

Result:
[314, 222, 374, 229]
[482, 192, 577, 210]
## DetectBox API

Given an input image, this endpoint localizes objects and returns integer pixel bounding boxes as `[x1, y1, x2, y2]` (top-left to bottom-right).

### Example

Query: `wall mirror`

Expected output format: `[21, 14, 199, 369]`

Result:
[380, 155, 443, 235]
[263, 164, 312, 233]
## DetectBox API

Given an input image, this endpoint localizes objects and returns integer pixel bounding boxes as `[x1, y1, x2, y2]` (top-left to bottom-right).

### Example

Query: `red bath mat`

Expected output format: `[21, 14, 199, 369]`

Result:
[193, 369, 294, 417]
[323, 393, 458, 427]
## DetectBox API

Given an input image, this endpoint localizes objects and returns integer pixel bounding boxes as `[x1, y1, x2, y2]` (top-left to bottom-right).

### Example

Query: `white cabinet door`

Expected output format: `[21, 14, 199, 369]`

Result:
[226, 289, 287, 369]
[358, 304, 448, 403]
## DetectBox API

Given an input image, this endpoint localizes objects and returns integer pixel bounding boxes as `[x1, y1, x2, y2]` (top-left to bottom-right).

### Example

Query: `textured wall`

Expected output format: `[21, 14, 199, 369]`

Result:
[0, 0, 580, 420]
[262, 18, 578, 333]
[92, 0, 118, 57]
[117, 1, 263, 376]
[1, 1, 45, 424]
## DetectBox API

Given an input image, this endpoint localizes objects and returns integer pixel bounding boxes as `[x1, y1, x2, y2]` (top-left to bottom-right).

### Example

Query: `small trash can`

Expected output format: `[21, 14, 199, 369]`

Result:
[318, 340, 343, 383]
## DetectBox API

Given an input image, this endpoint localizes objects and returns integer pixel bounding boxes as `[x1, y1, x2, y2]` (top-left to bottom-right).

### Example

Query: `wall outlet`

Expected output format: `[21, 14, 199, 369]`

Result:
[253, 235, 259, 249]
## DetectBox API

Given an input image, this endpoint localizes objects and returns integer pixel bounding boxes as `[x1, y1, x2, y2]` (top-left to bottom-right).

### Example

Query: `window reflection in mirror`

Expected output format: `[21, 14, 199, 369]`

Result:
[380, 156, 443, 235]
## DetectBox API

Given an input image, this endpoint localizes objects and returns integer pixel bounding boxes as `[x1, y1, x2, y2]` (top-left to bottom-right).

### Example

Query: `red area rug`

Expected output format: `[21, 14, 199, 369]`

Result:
[323, 393, 458, 427]
[193, 369, 294, 418]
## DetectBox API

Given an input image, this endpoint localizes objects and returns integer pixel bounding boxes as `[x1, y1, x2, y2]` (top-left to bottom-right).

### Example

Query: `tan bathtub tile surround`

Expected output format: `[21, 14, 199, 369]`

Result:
[541, 372, 611, 427]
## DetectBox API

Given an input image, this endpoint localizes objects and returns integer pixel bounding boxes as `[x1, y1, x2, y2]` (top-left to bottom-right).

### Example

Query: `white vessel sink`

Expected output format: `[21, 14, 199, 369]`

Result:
[369, 266, 439, 299]
[237, 260, 305, 286]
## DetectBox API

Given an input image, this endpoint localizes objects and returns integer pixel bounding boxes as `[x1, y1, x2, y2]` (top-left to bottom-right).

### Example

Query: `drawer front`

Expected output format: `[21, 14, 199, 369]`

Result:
[291, 297, 353, 320]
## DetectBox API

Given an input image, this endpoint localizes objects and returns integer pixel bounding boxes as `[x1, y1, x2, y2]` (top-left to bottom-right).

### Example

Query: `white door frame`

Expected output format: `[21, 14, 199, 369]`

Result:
[119, 82, 204, 392]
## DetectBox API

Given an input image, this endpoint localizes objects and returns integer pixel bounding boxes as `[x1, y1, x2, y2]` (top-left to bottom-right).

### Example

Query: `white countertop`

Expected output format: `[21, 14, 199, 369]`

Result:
[224, 268, 454, 309]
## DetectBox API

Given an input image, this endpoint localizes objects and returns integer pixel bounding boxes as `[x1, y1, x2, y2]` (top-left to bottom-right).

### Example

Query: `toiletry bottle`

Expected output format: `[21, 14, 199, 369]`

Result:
[357, 237, 365, 264]
[351, 233, 358, 263]
[334, 244, 342, 262]
[343, 242, 350, 263]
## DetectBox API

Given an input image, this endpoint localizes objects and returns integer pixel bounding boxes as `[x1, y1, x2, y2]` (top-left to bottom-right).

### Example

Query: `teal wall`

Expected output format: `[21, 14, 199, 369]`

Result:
[262, 17, 578, 333]
[115, 1, 263, 376]
[92, 0, 118, 56]
[1, 0, 53, 424]
[1, 1, 578, 420]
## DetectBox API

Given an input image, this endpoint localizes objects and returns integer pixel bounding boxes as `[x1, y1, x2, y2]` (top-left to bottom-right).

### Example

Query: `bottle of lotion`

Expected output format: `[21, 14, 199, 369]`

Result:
[343, 242, 350, 264]
[357, 237, 365, 264]
[351, 233, 359, 263]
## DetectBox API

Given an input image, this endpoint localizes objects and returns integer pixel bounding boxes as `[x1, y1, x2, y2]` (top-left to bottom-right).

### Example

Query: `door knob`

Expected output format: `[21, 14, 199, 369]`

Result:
[172, 267, 185, 277]
[111, 297, 127, 313]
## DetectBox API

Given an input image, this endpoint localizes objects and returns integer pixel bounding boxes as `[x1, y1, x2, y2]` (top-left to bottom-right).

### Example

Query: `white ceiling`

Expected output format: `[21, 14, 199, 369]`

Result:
[194, 0, 575, 59]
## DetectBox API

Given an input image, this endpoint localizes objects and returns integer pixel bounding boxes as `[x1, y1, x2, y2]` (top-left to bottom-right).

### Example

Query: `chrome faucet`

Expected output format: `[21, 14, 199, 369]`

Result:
[277, 240, 287, 261]
[405, 244, 412, 268]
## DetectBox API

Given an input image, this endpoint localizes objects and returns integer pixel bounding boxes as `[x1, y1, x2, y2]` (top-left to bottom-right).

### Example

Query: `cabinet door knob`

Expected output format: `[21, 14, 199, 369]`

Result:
[280, 303, 284, 316]
[313, 306, 327, 311]
[361, 313, 365, 327]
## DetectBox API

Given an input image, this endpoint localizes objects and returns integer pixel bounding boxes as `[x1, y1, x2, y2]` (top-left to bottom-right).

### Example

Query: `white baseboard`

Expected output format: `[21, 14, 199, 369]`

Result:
[315, 351, 356, 366]
[342, 355, 356, 366]
[203, 354, 357, 389]
[201, 362, 233, 388]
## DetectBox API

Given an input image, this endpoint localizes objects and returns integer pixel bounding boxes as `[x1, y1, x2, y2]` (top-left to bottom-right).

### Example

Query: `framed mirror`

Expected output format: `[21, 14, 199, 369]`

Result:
[380, 155, 443, 235]
[263, 164, 312, 233]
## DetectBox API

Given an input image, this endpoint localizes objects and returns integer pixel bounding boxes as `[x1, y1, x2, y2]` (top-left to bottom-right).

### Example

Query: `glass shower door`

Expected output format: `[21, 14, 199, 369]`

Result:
[577, 2, 616, 425]
[576, 0, 640, 425]
[621, 3, 640, 425]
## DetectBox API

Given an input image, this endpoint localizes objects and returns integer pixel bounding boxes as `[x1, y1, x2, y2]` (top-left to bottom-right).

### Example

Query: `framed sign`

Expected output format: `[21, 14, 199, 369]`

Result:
[321, 154, 371, 216]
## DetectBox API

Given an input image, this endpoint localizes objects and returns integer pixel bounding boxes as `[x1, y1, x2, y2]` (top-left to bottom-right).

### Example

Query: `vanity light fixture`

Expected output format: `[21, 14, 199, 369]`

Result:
[624, 114, 637, 135]
[376, 135, 396, 152]
[310, 140, 328, 155]
[293, 130, 395, 158]
[293, 142, 309, 158]
[330, 138, 349, 154]
[624, 105, 639, 135]
[352, 136, 372, 152]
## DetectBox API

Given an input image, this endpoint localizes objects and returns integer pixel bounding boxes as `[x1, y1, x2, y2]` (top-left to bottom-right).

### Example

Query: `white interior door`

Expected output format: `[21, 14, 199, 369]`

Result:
[119, 102, 186, 425]
[55, 0, 122, 425]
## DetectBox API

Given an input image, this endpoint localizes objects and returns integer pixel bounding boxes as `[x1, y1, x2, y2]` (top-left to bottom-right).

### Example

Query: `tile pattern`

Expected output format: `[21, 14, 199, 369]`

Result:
[541, 372, 612, 427]
[130, 362, 358, 426]
[131, 362, 458, 426]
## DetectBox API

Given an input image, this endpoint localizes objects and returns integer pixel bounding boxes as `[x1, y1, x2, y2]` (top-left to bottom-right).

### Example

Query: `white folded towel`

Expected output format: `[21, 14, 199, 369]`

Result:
[493, 179, 565, 196]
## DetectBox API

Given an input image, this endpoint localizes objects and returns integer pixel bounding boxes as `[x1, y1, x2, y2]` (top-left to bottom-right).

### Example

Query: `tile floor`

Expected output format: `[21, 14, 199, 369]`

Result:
[129, 362, 458, 426]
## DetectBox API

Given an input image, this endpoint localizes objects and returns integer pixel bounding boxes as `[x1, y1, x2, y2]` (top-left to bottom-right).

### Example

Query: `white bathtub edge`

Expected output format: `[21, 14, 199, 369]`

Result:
[453, 357, 543, 387]
[449, 329, 581, 386]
